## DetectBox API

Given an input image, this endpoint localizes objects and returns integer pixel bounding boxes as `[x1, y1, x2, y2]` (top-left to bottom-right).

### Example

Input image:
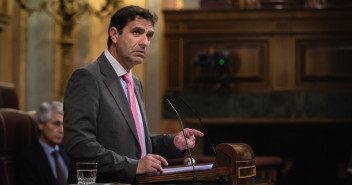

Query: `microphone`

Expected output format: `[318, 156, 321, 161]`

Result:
[178, 96, 217, 155]
[166, 99, 198, 183]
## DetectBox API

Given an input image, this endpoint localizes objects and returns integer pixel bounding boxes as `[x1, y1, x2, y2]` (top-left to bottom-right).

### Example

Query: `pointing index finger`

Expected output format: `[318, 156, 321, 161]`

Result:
[185, 129, 204, 137]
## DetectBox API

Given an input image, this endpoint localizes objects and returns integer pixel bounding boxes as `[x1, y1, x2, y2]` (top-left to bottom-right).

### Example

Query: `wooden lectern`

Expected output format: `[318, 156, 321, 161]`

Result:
[137, 143, 256, 185]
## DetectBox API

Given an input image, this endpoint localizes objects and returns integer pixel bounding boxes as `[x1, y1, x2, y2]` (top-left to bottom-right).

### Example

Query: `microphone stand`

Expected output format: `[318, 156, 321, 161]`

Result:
[166, 99, 198, 183]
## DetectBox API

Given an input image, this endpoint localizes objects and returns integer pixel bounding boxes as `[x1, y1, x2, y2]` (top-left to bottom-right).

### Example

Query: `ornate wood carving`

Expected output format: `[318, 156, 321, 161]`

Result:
[0, 0, 10, 32]
[0, 16, 9, 32]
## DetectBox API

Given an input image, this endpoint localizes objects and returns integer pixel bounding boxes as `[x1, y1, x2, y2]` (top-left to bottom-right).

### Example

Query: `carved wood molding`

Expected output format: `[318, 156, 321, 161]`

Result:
[0, 0, 10, 32]
[164, 9, 352, 35]
[0, 14, 9, 32]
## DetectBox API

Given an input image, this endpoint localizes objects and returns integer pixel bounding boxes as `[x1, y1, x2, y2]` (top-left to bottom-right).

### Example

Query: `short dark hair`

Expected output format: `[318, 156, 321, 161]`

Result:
[107, 5, 158, 47]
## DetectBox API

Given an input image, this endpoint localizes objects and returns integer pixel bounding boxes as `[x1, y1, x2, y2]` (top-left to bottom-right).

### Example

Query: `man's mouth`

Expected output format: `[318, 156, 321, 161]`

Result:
[134, 50, 145, 56]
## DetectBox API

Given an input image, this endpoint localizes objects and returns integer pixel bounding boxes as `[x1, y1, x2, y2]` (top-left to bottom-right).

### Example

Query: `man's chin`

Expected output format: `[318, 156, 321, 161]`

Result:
[55, 139, 63, 144]
[132, 55, 144, 61]
[134, 59, 144, 64]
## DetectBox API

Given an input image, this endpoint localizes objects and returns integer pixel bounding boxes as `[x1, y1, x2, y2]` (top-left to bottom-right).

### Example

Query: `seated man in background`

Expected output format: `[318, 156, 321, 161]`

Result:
[15, 101, 69, 185]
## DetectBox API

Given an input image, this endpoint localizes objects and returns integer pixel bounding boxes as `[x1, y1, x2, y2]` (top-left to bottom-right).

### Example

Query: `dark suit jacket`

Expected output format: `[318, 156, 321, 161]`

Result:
[14, 141, 69, 185]
[63, 53, 184, 184]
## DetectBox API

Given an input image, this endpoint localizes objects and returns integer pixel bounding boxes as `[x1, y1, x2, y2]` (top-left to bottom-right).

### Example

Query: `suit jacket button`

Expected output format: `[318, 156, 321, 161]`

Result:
[136, 152, 141, 158]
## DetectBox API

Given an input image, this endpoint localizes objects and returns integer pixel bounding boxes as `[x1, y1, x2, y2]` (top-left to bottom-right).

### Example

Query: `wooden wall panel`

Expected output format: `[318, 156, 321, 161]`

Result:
[166, 38, 182, 91]
[270, 36, 295, 90]
[183, 38, 269, 91]
[162, 8, 352, 185]
[296, 40, 352, 89]
[163, 9, 352, 92]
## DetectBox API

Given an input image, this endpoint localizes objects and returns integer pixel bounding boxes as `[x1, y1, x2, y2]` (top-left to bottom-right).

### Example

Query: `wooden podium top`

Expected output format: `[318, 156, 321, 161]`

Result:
[137, 143, 256, 185]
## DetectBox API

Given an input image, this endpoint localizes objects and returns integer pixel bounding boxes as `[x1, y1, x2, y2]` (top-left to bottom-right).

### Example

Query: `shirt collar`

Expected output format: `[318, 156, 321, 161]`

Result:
[38, 138, 59, 155]
[104, 49, 132, 77]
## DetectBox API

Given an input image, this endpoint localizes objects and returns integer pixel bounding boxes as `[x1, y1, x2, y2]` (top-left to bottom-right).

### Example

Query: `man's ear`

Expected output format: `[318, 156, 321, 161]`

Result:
[109, 27, 119, 44]
[38, 122, 44, 131]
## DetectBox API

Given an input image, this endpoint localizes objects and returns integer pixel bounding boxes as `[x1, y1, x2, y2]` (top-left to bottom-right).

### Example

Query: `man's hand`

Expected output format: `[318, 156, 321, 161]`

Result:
[174, 128, 204, 151]
[136, 154, 168, 174]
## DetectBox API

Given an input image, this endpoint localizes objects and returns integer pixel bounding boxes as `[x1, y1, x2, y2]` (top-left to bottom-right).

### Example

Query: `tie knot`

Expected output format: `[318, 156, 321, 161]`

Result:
[52, 150, 59, 157]
[122, 73, 133, 84]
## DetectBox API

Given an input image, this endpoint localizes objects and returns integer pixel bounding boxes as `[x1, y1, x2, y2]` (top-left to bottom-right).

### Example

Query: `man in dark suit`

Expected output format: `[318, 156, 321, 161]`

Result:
[15, 101, 69, 185]
[63, 5, 204, 184]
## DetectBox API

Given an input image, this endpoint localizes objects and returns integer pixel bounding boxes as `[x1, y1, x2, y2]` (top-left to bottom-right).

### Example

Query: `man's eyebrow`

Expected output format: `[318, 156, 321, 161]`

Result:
[131, 26, 145, 32]
[131, 26, 154, 32]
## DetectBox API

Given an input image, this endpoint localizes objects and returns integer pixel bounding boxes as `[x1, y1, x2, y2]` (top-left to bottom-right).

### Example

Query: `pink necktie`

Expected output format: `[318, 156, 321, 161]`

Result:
[122, 74, 144, 158]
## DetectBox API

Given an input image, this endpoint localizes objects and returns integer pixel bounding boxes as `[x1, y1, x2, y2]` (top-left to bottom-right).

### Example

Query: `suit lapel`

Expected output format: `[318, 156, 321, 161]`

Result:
[97, 54, 140, 143]
[34, 142, 58, 185]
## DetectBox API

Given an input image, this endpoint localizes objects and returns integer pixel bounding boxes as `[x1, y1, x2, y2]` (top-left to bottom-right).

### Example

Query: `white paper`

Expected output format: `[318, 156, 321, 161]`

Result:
[162, 164, 213, 174]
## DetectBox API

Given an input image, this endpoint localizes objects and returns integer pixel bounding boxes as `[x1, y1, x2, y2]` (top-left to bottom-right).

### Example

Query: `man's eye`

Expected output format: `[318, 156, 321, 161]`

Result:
[53, 121, 62, 126]
[147, 34, 153, 39]
[133, 30, 140, 35]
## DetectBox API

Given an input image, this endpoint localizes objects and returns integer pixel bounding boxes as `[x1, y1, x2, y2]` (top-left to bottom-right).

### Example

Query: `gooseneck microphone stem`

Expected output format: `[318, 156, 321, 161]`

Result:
[178, 97, 217, 155]
[166, 99, 197, 183]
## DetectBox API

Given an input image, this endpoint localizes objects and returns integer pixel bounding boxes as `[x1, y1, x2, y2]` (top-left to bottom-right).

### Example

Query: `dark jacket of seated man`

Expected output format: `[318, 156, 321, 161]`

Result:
[15, 101, 69, 185]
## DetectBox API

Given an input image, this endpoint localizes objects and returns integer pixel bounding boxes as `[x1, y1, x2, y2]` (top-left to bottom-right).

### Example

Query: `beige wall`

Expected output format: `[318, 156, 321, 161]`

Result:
[0, 0, 14, 84]
[0, 20, 14, 83]
[0, 0, 27, 109]
[0, 0, 173, 133]
[0, 0, 152, 110]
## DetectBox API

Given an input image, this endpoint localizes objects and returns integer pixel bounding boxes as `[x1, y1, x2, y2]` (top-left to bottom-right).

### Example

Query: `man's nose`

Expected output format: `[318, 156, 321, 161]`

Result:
[139, 35, 150, 48]
[58, 124, 64, 133]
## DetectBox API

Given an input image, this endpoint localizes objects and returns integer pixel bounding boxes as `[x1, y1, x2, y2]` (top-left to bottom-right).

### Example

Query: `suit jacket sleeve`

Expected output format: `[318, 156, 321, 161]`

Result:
[150, 134, 185, 158]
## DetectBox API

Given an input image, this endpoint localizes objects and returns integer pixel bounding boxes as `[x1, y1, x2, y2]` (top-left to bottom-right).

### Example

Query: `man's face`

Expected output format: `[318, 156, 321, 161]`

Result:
[39, 112, 64, 147]
[113, 17, 154, 70]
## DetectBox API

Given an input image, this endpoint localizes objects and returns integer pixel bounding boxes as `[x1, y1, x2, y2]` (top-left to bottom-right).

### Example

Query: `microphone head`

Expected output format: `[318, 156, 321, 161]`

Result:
[184, 157, 196, 166]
